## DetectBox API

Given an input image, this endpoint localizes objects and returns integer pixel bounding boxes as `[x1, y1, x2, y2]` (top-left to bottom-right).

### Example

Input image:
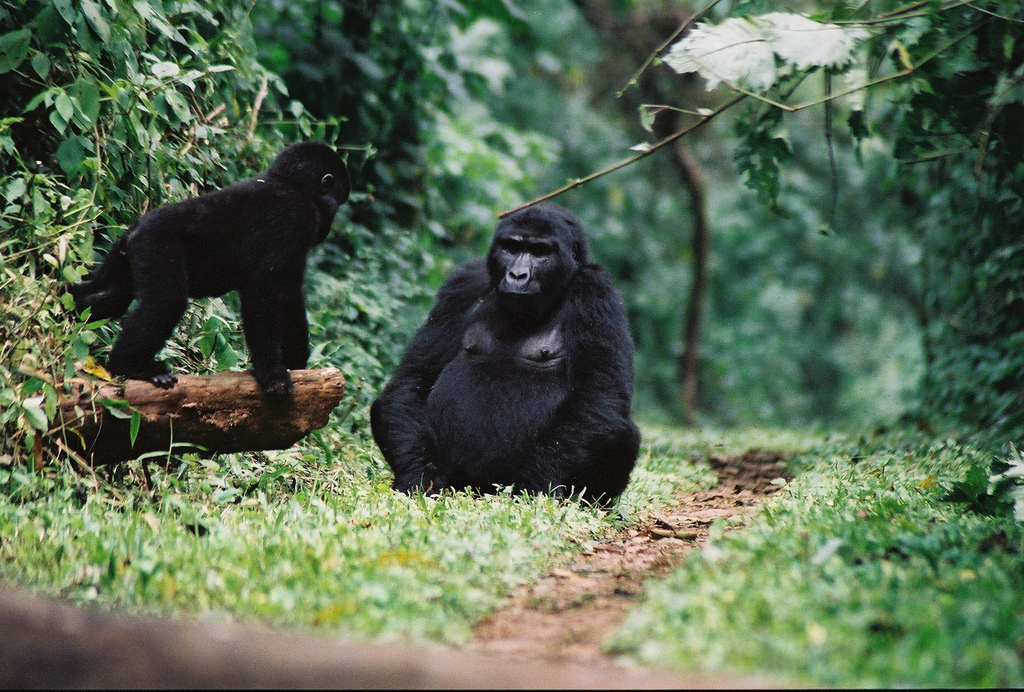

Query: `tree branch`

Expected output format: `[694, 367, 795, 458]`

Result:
[499, 95, 744, 218]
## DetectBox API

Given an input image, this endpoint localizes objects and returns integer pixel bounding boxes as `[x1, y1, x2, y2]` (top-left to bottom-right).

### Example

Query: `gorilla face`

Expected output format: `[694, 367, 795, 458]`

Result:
[487, 205, 585, 317]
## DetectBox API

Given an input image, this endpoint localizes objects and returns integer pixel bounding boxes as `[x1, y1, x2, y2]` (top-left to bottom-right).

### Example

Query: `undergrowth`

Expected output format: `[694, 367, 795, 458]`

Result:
[609, 432, 1024, 687]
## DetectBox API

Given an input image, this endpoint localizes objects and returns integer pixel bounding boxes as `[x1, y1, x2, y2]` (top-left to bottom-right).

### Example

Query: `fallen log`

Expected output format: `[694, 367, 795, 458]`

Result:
[0, 588, 719, 689]
[58, 368, 345, 465]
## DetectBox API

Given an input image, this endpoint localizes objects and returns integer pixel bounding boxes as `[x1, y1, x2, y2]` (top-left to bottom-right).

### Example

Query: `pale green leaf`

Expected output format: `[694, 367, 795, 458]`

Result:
[665, 17, 775, 92]
[991, 64, 1024, 107]
[151, 61, 180, 79]
[55, 90, 74, 122]
[665, 13, 869, 93]
[49, 108, 68, 134]
[759, 13, 867, 71]
[4, 176, 26, 202]
[22, 396, 48, 432]
[1011, 487, 1024, 522]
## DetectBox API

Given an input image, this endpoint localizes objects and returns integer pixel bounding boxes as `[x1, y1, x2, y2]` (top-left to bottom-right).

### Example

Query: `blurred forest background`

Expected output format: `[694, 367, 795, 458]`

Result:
[2, 0, 1023, 467]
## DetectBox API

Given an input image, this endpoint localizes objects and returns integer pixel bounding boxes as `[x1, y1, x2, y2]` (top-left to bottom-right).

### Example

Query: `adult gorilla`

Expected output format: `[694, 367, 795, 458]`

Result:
[371, 204, 640, 504]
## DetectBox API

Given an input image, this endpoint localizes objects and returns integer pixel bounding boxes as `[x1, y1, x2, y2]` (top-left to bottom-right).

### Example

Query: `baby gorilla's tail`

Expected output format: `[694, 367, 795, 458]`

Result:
[69, 234, 134, 320]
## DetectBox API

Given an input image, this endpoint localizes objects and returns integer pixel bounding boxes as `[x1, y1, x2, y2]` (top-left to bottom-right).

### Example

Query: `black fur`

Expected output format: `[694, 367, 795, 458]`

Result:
[371, 204, 640, 504]
[69, 142, 350, 395]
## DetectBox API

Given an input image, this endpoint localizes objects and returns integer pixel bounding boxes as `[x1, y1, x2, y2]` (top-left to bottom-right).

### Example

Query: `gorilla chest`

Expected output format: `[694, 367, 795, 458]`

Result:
[460, 320, 566, 371]
[425, 319, 569, 472]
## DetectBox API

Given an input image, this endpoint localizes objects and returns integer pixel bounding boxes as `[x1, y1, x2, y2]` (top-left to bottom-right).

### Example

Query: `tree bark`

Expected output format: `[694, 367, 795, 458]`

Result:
[58, 369, 345, 465]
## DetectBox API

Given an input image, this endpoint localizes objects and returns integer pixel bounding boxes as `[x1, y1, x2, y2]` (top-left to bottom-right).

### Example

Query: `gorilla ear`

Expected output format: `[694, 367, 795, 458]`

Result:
[320, 173, 335, 193]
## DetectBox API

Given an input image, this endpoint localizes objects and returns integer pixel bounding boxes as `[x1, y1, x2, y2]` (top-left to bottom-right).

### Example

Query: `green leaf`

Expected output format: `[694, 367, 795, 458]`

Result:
[130, 409, 141, 448]
[54, 89, 74, 122]
[21, 378, 45, 396]
[70, 80, 100, 127]
[133, 0, 185, 45]
[57, 136, 85, 176]
[848, 109, 869, 141]
[31, 52, 50, 79]
[98, 397, 133, 420]
[36, 4, 70, 45]
[163, 90, 191, 123]
[22, 87, 53, 114]
[0, 29, 31, 75]
[52, 0, 77, 28]
[80, 0, 111, 44]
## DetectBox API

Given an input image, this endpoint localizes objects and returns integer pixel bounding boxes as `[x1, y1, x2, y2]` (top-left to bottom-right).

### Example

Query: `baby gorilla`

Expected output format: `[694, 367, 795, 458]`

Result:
[70, 142, 350, 395]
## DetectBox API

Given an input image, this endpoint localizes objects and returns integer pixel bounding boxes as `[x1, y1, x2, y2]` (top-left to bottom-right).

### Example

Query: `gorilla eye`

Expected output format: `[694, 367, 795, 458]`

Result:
[320, 173, 335, 192]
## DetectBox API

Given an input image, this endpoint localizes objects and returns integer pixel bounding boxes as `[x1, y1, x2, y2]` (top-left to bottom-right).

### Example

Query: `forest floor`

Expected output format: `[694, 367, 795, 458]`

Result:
[0, 451, 798, 688]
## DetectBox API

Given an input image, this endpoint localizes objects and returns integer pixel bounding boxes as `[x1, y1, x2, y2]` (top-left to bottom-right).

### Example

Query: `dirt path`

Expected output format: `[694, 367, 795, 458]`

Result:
[469, 451, 790, 666]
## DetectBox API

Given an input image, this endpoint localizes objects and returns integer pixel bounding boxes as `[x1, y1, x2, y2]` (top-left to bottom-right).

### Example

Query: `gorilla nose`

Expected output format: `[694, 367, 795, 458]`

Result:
[508, 269, 529, 281]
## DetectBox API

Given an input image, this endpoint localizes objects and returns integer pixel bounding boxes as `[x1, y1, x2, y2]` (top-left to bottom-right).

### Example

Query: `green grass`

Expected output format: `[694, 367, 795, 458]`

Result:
[608, 433, 1024, 687]
[0, 421, 729, 643]
[7, 423, 1018, 687]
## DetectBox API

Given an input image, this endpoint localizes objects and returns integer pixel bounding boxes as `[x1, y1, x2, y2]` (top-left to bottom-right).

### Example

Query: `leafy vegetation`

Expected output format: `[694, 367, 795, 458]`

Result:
[656, 0, 1024, 438]
[609, 433, 1024, 687]
[0, 0, 321, 467]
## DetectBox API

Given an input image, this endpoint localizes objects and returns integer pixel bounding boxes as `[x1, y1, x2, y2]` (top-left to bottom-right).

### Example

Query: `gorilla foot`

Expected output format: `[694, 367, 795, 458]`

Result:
[253, 367, 294, 397]
[148, 372, 178, 389]
[392, 469, 447, 496]
[109, 360, 177, 389]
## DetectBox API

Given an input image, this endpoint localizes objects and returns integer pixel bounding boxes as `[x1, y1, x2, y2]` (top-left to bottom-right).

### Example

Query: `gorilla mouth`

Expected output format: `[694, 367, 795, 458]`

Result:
[498, 283, 541, 296]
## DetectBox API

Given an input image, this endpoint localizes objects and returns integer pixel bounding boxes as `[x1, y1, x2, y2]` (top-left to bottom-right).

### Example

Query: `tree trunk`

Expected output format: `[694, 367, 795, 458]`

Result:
[673, 144, 709, 424]
[58, 369, 345, 465]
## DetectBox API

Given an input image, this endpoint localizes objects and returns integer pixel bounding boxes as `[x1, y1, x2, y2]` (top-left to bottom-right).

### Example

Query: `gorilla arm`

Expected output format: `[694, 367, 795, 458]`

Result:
[520, 265, 640, 503]
[370, 261, 491, 492]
